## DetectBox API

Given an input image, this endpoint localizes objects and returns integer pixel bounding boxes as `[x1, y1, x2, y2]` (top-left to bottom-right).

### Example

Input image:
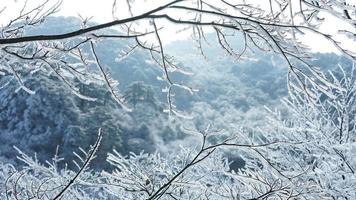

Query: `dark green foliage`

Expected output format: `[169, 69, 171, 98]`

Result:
[0, 73, 164, 170]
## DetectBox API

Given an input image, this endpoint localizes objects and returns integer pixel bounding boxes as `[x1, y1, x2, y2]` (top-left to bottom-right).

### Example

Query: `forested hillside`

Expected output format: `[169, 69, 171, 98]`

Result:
[0, 17, 350, 171]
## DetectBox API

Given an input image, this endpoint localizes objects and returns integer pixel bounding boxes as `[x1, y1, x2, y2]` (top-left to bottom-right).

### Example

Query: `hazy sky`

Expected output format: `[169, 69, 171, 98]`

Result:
[1, 0, 355, 54]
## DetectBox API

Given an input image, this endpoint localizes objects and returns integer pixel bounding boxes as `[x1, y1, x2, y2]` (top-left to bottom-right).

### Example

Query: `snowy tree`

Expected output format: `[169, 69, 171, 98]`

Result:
[261, 63, 356, 199]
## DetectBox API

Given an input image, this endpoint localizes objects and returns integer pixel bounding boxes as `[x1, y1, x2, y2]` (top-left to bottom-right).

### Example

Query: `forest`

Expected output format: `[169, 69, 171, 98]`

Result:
[0, 0, 355, 199]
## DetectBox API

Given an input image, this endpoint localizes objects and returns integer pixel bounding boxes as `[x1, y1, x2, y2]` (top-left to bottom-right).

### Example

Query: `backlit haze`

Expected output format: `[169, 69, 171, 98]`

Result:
[1, 0, 355, 53]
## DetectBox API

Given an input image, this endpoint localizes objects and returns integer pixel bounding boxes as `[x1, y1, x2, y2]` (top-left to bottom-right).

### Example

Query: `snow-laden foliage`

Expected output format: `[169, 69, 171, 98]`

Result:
[0, 139, 301, 199]
[2, 63, 354, 200]
[261, 63, 356, 199]
[0, 134, 105, 200]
